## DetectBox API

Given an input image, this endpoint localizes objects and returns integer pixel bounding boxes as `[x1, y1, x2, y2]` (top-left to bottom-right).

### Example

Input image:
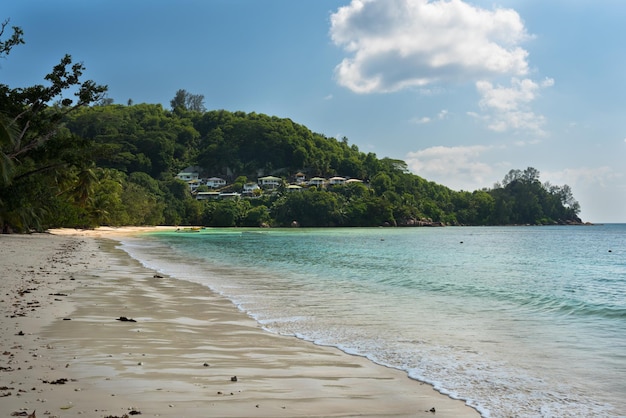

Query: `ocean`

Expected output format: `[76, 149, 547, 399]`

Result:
[118, 224, 626, 417]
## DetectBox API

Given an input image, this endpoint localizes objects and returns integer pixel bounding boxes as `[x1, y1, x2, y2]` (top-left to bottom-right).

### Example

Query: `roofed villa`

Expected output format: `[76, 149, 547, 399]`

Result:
[175, 168, 364, 200]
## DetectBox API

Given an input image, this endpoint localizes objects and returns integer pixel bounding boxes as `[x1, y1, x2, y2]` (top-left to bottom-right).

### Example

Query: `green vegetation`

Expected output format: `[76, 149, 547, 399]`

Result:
[0, 22, 582, 232]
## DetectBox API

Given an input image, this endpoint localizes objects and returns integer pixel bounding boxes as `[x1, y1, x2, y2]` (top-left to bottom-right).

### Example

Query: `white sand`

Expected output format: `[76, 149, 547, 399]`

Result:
[0, 229, 480, 417]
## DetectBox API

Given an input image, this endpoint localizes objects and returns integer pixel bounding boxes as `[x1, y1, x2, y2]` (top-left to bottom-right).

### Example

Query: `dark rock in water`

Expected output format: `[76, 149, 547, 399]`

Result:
[116, 316, 137, 322]
[230, 376, 238, 382]
[153, 274, 163, 278]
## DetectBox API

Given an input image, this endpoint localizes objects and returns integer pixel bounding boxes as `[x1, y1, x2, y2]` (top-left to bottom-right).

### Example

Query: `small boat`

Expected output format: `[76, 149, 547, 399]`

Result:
[176, 227, 202, 233]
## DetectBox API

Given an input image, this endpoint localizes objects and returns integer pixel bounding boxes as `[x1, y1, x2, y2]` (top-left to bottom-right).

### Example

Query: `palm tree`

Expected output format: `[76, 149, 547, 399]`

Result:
[0, 112, 17, 186]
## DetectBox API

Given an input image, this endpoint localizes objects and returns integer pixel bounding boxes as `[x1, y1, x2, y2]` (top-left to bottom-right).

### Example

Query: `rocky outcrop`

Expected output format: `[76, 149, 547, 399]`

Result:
[397, 218, 445, 227]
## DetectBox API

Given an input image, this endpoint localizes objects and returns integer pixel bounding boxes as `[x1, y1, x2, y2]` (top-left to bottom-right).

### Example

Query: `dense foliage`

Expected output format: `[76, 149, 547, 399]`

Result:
[1, 22, 582, 232]
[0, 20, 108, 232]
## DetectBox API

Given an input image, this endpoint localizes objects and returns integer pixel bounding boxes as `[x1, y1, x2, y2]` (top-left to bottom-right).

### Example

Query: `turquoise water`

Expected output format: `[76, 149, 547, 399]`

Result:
[119, 225, 626, 417]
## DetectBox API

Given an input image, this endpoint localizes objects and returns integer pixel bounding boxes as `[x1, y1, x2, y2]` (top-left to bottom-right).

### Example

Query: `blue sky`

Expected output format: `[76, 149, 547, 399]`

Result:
[3, 0, 625, 222]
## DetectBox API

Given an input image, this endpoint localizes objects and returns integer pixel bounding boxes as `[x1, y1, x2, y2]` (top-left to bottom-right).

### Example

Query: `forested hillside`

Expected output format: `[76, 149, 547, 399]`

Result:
[0, 22, 582, 232]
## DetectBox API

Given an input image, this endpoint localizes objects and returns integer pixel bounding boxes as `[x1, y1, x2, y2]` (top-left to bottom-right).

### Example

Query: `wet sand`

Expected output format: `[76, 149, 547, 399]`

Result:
[1, 229, 480, 417]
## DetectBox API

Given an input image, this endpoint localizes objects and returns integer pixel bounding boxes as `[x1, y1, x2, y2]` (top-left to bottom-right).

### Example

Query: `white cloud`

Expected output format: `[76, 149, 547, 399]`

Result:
[405, 144, 496, 190]
[543, 167, 622, 189]
[540, 77, 555, 88]
[477, 78, 538, 112]
[411, 116, 431, 124]
[410, 109, 447, 124]
[473, 77, 553, 135]
[513, 138, 541, 147]
[330, 0, 530, 93]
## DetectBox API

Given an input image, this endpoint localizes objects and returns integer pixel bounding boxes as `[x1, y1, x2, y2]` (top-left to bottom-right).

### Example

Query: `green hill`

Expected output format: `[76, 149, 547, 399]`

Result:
[2, 101, 582, 231]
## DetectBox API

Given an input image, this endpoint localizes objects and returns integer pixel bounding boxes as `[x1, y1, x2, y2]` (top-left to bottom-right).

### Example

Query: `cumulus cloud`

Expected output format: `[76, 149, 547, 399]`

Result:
[405, 145, 496, 190]
[473, 77, 553, 135]
[330, 0, 530, 93]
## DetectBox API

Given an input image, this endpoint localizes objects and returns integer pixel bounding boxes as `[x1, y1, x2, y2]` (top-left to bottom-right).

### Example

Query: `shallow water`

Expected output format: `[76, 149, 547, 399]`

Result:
[119, 225, 626, 417]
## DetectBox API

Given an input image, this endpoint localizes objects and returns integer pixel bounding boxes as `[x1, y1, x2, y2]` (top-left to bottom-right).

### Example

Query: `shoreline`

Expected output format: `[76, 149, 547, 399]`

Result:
[1, 228, 480, 417]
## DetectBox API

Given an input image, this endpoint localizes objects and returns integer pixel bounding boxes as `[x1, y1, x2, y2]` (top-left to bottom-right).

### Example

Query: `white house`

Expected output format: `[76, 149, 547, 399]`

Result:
[176, 169, 201, 192]
[258, 175, 282, 189]
[308, 177, 326, 187]
[206, 177, 227, 189]
[219, 192, 241, 200]
[196, 191, 220, 200]
[287, 184, 302, 192]
[329, 176, 347, 185]
[176, 171, 199, 182]
[242, 182, 261, 196]
[294, 172, 306, 184]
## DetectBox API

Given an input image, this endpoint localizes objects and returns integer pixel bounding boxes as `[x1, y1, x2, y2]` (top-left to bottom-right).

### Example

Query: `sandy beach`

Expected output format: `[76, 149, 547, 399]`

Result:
[1, 228, 479, 417]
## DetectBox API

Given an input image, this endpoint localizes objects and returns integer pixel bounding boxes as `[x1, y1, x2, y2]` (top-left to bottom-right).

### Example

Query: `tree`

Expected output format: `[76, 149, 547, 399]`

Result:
[489, 167, 580, 225]
[371, 172, 392, 195]
[121, 182, 165, 225]
[242, 204, 270, 227]
[0, 19, 24, 57]
[170, 89, 206, 112]
[208, 200, 242, 227]
[553, 184, 580, 219]
[271, 189, 347, 227]
[1, 22, 107, 231]
[521, 167, 540, 184]
[502, 169, 522, 188]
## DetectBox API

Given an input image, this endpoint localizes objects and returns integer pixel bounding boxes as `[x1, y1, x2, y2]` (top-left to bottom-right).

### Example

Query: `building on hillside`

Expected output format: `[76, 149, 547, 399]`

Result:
[206, 177, 227, 189]
[242, 182, 261, 196]
[329, 176, 347, 185]
[294, 172, 306, 184]
[176, 168, 200, 192]
[308, 177, 326, 187]
[287, 184, 302, 192]
[176, 171, 199, 182]
[219, 192, 241, 200]
[196, 191, 220, 200]
[188, 179, 202, 192]
[258, 175, 282, 189]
